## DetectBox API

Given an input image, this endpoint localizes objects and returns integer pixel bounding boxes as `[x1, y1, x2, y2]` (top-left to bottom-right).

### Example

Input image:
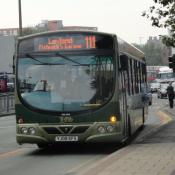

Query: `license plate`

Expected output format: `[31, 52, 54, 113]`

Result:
[55, 136, 78, 142]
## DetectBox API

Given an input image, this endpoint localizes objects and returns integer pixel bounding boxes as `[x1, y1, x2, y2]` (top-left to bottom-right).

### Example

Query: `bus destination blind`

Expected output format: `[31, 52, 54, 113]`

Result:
[35, 35, 96, 51]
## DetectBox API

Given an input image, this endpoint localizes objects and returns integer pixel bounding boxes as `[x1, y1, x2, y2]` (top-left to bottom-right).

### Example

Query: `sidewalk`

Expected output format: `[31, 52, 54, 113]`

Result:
[73, 105, 175, 175]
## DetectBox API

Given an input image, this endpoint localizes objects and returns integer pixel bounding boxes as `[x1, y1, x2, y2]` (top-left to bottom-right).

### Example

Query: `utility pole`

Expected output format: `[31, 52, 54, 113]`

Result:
[18, 0, 22, 36]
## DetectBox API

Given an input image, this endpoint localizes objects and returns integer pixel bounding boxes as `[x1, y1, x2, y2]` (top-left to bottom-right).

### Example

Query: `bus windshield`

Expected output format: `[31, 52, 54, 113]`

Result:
[17, 53, 115, 112]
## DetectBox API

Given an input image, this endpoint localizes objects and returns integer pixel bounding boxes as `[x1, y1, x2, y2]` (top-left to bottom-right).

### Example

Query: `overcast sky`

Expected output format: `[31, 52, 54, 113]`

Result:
[0, 0, 167, 44]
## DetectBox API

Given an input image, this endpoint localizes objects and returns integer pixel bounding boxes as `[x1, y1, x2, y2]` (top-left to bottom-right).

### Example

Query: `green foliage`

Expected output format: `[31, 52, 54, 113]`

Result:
[142, 0, 175, 46]
[21, 27, 47, 36]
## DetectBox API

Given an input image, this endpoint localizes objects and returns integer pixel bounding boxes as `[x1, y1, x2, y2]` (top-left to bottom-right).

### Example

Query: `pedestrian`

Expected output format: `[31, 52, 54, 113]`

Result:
[167, 82, 174, 108]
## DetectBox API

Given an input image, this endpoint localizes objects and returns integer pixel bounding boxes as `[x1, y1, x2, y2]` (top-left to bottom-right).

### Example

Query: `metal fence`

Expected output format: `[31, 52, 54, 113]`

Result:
[0, 93, 15, 116]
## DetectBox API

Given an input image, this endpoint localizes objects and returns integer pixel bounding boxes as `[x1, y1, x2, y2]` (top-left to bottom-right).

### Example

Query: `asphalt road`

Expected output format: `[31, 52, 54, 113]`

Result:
[0, 115, 120, 175]
[0, 93, 167, 175]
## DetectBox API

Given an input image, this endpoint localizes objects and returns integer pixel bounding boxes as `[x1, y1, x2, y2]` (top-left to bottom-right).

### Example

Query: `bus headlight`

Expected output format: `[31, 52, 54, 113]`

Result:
[97, 126, 106, 134]
[106, 125, 114, 133]
[21, 127, 28, 134]
[28, 127, 36, 135]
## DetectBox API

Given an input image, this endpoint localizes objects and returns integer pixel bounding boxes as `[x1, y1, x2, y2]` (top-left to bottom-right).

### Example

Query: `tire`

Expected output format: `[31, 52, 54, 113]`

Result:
[127, 115, 131, 138]
[122, 116, 131, 145]
[37, 143, 49, 149]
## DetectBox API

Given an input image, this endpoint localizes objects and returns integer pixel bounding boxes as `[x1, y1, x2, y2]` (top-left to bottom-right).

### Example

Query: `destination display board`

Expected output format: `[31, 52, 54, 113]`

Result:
[18, 33, 114, 53]
[36, 35, 96, 51]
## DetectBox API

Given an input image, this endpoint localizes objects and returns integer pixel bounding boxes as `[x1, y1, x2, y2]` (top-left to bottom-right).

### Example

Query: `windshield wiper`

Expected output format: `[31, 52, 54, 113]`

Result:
[55, 52, 82, 66]
[24, 52, 89, 66]
[25, 53, 64, 65]
[55, 52, 90, 67]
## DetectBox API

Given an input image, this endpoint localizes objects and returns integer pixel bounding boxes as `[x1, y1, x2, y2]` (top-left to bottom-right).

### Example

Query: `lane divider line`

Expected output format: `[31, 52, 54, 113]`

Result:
[0, 148, 23, 158]
[133, 110, 172, 143]
[156, 111, 172, 125]
[66, 156, 103, 174]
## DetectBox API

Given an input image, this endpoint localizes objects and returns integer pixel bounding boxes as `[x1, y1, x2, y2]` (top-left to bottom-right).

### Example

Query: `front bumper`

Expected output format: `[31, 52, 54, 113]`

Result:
[16, 122, 123, 144]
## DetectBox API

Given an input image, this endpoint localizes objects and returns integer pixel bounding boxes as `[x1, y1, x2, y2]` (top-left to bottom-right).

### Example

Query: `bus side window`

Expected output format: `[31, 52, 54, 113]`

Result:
[127, 58, 131, 95]
[120, 54, 130, 95]
[120, 54, 128, 71]
[130, 59, 134, 94]
[134, 60, 139, 93]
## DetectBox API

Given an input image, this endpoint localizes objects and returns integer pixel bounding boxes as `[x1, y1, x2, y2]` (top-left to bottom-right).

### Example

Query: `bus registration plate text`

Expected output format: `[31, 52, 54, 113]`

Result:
[55, 136, 78, 142]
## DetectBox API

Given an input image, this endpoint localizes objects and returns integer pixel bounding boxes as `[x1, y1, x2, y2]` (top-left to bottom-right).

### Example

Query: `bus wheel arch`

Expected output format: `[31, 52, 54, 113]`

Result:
[127, 114, 131, 137]
[37, 143, 49, 149]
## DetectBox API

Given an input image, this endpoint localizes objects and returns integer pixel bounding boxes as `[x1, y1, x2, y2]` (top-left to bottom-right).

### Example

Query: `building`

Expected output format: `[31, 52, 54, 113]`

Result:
[172, 48, 175, 54]
[147, 36, 171, 65]
[0, 20, 97, 74]
[36, 20, 63, 31]
[62, 26, 98, 31]
[0, 36, 15, 73]
[37, 20, 97, 31]
[0, 20, 97, 37]
[0, 28, 18, 36]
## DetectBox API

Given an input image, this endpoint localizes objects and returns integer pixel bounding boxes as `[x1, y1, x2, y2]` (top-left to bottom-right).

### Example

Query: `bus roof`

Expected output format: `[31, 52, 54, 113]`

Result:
[17, 30, 145, 62]
[17, 30, 116, 41]
[117, 37, 145, 62]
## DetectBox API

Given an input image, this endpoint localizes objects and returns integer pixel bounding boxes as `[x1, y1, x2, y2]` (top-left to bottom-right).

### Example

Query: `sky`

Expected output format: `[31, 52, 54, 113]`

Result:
[0, 0, 168, 44]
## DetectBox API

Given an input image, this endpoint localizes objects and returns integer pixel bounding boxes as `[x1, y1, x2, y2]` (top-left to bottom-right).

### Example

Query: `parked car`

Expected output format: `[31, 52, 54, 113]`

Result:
[7, 82, 14, 92]
[157, 83, 169, 98]
[150, 80, 160, 93]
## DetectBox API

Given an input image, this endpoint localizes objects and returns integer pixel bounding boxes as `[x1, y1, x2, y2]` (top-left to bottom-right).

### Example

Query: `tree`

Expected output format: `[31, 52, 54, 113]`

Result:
[21, 26, 47, 36]
[142, 0, 175, 47]
[133, 43, 163, 65]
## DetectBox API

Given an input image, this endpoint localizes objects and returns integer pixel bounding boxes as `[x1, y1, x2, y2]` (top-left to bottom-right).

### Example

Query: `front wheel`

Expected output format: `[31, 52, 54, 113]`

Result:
[125, 115, 131, 144]
[127, 116, 131, 138]
[37, 143, 49, 149]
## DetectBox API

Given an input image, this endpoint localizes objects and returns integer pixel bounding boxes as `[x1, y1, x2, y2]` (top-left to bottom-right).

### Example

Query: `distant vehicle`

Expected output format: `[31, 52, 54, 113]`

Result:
[147, 66, 166, 83]
[7, 82, 14, 92]
[147, 71, 157, 82]
[0, 72, 14, 93]
[157, 83, 169, 98]
[150, 80, 160, 92]
[156, 67, 175, 84]
[0, 72, 8, 92]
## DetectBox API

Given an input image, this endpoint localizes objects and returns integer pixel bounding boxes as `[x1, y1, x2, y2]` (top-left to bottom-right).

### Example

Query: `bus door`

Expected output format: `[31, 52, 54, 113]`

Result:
[119, 55, 129, 137]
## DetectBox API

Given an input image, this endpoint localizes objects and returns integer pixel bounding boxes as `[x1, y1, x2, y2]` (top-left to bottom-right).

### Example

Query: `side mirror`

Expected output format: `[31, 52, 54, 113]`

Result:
[120, 55, 128, 71]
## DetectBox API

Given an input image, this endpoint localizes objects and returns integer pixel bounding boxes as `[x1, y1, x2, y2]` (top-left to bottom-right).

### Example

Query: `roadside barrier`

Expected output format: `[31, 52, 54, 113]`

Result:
[0, 93, 15, 116]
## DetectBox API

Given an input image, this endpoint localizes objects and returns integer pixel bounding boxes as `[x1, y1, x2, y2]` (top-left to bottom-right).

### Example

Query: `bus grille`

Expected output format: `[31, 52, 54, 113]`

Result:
[71, 126, 89, 134]
[42, 127, 62, 134]
[42, 125, 90, 134]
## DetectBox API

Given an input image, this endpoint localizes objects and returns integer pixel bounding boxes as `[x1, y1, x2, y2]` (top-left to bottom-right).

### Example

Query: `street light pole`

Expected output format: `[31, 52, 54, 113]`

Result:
[18, 0, 22, 36]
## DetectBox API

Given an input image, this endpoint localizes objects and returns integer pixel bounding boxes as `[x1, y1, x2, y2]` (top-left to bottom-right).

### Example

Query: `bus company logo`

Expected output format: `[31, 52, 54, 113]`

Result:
[59, 113, 73, 123]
